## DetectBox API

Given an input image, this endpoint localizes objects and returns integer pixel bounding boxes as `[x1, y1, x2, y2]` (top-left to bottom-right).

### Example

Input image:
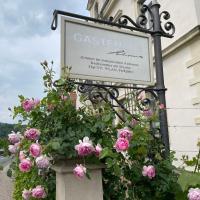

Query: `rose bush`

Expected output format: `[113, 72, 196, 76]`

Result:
[8, 61, 185, 200]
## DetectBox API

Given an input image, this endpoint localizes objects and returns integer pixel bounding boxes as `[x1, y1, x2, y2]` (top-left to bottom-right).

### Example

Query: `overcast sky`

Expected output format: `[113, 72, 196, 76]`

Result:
[0, 0, 89, 123]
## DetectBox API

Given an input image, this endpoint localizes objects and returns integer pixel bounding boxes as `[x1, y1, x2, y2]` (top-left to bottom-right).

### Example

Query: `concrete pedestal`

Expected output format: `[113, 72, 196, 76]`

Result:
[53, 161, 104, 200]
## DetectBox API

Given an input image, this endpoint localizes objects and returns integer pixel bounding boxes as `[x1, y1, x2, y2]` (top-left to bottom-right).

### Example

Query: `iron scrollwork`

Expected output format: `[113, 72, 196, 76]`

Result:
[76, 81, 160, 124]
[160, 11, 175, 37]
[118, 5, 154, 31]
[136, 4, 154, 30]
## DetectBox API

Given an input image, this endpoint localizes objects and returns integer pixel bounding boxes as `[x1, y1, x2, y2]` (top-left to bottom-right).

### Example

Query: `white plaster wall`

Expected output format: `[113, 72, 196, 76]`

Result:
[105, 0, 137, 19]
[89, 0, 138, 19]
[160, 0, 198, 49]
[163, 40, 200, 165]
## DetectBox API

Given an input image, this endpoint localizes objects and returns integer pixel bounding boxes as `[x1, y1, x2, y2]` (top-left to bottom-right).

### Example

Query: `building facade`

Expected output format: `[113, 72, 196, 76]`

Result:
[86, 0, 200, 164]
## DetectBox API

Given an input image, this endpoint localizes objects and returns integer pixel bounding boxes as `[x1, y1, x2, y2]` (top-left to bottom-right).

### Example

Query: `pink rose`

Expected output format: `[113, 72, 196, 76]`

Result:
[29, 143, 41, 158]
[114, 138, 129, 152]
[22, 98, 40, 112]
[159, 103, 165, 110]
[61, 95, 68, 101]
[22, 189, 32, 200]
[142, 165, 156, 179]
[32, 185, 47, 199]
[143, 110, 153, 117]
[8, 131, 21, 144]
[36, 155, 50, 169]
[95, 144, 102, 157]
[8, 144, 19, 154]
[19, 159, 32, 172]
[33, 99, 40, 106]
[137, 91, 146, 100]
[118, 128, 132, 141]
[73, 164, 86, 179]
[188, 188, 200, 200]
[75, 137, 94, 156]
[22, 99, 35, 112]
[24, 128, 40, 141]
[131, 118, 139, 127]
[19, 151, 26, 161]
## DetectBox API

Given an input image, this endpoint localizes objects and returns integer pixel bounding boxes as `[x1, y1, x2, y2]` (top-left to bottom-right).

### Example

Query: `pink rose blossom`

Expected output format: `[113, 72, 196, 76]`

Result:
[8, 144, 19, 154]
[143, 110, 153, 117]
[95, 144, 102, 157]
[8, 131, 21, 144]
[188, 188, 200, 200]
[32, 185, 47, 199]
[36, 155, 50, 169]
[24, 128, 40, 141]
[33, 99, 40, 106]
[19, 151, 26, 161]
[29, 143, 41, 158]
[22, 98, 40, 112]
[137, 91, 146, 100]
[22, 99, 35, 112]
[22, 189, 32, 200]
[19, 159, 32, 172]
[73, 164, 86, 179]
[131, 119, 139, 127]
[61, 95, 68, 101]
[142, 165, 156, 179]
[159, 103, 165, 110]
[114, 138, 129, 152]
[118, 128, 132, 141]
[75, 137, 94, 156]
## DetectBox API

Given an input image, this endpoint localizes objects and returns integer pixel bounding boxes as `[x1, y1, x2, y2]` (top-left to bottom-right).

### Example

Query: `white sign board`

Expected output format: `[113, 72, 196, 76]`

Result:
[61, 17, 154, 85]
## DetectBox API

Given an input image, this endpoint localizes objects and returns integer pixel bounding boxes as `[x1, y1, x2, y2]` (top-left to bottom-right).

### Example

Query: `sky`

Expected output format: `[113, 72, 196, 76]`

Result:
[0, 0, 89, 123]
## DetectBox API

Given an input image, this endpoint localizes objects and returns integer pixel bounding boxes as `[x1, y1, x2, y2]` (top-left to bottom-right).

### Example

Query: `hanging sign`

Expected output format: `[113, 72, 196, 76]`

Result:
[61, 17, 154, 85]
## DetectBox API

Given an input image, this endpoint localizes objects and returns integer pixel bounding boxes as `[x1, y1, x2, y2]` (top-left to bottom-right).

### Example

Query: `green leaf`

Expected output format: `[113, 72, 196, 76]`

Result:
[113, 165, 121, 176]
[106, 158, 114, 168]
[99, 147, 117, 159]
[102, 113, 111, 122]
[178, 171, 200, 192]
[51, 141, 61, 150]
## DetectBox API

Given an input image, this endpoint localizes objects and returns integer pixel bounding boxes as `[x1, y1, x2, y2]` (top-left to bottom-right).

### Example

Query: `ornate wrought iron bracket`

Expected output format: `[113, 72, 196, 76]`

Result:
[51, 3, 175, 38]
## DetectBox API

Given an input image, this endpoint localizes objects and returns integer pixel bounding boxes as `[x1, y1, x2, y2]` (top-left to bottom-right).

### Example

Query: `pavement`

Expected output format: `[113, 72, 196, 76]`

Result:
[0, 160, 13, 200]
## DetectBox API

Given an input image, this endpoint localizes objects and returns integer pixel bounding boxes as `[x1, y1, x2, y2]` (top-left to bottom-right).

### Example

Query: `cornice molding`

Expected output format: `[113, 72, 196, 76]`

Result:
[162, 25, 200, 58]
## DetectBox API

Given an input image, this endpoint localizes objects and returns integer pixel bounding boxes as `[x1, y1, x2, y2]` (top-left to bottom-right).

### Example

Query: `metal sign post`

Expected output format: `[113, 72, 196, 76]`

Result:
[51, 1, 175, 157]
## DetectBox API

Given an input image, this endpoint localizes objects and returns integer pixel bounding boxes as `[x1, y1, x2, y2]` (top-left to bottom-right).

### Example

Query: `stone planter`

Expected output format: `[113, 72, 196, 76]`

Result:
[52, 160, 104, 200]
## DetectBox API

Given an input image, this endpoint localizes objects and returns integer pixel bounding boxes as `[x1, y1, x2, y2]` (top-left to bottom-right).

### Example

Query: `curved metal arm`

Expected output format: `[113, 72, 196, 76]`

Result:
[160, 11, 175, 36]
[136, 4, 154, 30]
[118, 15, 140, 28]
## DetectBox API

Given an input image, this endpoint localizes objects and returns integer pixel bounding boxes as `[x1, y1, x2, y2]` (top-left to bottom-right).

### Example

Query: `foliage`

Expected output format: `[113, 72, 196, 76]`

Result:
[175, 141, 200, 199]
[0, 122, 16, 137]
[9, 61, 181, 200]
[0, 137, 9, 156]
